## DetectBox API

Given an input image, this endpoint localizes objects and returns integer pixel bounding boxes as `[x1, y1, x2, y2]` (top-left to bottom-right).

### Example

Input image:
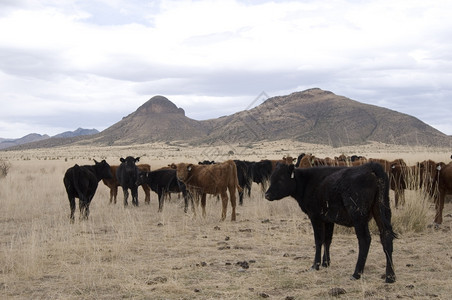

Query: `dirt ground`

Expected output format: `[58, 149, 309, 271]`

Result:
[1, 141, 451, 299]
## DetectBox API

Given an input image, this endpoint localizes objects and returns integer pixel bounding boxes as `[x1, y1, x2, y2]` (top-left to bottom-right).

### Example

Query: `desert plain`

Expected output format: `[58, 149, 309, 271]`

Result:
[0, 140, 451, 299]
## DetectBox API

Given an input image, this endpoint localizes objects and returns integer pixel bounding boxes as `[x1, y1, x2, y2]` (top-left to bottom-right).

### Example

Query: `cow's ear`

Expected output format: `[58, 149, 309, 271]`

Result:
[94, 159, 99, 164]
[120, 158, 125, 163]
[135, 157, 140, 162]
[187, 164, 193, 172]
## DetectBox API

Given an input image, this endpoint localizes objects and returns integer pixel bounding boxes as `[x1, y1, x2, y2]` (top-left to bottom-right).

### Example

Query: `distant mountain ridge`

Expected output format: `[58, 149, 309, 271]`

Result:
[3, 88, 451, 150]
[0, 128, 98, 150]
[53, 128, 99, 139]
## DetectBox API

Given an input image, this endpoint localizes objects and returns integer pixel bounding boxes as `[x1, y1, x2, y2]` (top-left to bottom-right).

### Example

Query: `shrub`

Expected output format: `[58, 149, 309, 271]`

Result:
[0, 159, 11, 178]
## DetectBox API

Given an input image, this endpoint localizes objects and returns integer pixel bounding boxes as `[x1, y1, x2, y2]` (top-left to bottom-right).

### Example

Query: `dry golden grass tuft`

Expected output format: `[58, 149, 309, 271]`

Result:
[1, 141, 451, 299]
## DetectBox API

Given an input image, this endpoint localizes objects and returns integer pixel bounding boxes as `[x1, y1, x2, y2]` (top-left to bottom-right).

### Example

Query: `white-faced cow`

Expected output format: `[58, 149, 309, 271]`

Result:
[135, 168, 193, 213]
[117, 156, 140, 206]
[265, 162, 397, 283]
[63, 159, 113, 222]
[175, 160, 242, 221]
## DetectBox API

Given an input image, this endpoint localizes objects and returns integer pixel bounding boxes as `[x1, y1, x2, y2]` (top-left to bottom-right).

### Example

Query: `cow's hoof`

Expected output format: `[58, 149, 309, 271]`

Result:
[385, 275, 396, 283]
[350, 274, 361, 281]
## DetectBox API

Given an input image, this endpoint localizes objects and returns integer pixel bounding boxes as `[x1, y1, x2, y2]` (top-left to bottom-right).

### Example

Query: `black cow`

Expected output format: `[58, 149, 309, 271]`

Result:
[250, 160, 273, 191]
[136, 169, 192, 213]
[63, 159, 112, 222]
[265, 162, 397, 283]
[294, 153, 306, 168]
[234, 160, 253, 205]
[117, 156, 140, 206]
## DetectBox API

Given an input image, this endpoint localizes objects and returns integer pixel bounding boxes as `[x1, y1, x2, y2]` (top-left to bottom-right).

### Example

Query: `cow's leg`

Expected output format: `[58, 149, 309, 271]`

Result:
[352, 221, 372, 280]
[201, 193, 207, 218]
[434, 190, 445, 225]
[79, 199, 88, 220]
[158, 190, 164, 212]
[322, 222, 334, 267]
[143, 184, 151, 204]
[310, 218, 324, 270]
[238, 189, 244, 206]
[112, 186, 118, 204]
[220, 191, 228, 221]
[68, 196, 76, 223]
[123, 188, 129, 206]
[229, 187, 237, 221]
[131, 187, 139, 206]
[374, 215, 396, 283]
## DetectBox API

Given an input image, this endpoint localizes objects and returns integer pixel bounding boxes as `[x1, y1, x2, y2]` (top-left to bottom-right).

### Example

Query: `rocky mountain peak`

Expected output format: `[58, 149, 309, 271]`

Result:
[136, 95, 185, 115]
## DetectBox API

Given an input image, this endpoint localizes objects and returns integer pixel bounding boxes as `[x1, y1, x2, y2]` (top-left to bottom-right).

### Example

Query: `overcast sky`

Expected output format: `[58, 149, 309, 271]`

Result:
[1, 0, 451, 139]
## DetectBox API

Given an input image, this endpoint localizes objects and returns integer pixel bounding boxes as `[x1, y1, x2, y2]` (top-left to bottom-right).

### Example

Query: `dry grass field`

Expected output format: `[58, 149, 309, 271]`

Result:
[1, 140, 451, 299]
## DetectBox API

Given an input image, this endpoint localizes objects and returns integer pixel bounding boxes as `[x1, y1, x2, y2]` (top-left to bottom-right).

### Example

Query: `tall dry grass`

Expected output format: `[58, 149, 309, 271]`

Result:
[1, 142, 451, 299]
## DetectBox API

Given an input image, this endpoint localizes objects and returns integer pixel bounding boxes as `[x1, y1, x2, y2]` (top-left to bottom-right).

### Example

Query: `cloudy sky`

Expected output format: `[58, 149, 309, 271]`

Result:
[1, 0, 451, 139]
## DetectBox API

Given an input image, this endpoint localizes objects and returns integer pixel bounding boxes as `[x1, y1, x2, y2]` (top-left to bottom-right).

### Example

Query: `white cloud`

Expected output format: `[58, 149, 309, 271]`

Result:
[0, 0, 452, 138]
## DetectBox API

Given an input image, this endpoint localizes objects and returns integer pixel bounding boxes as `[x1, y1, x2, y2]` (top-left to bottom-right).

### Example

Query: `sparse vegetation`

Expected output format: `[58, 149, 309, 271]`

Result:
[0, 141, 451, 299]
[0, 158, 11, 178]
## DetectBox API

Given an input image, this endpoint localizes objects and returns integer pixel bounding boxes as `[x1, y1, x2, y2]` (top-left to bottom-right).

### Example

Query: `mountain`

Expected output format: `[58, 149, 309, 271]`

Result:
[200, 88, 450, 147]
[89, 95, 207, 145]
[53, 128, 99, 138]
[0, 128, 99, 150]
[3, 89, 451, 150]
[0, 133, 50, 150]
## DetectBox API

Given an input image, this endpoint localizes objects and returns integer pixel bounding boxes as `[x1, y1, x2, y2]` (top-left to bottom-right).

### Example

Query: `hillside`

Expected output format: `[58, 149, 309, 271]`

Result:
[3, 89, 451, 150]
[200, 88, 450, 147]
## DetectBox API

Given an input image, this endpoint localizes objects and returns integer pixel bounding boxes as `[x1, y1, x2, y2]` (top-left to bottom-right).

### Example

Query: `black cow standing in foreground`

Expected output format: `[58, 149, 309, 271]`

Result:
[117, 156, 140, 206]
[265, 162, 397, 283]
[136, 169, 192, 213]
[63, 159, 113, 222]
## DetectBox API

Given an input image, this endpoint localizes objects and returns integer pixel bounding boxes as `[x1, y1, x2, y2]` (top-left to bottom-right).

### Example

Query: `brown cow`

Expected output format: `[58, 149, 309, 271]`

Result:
[368, 158, 407, 207]
[269, 156, 295, 170]
[102, 164, 151, 204]
[175, 160, 242, 221]
[430, 161, 452, 225]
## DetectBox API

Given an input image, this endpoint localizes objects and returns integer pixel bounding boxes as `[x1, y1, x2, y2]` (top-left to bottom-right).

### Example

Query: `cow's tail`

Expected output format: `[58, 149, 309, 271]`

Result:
[231, 162, 243, 194]
[72, 164, 85, 200]
[372, 162, 398, 239]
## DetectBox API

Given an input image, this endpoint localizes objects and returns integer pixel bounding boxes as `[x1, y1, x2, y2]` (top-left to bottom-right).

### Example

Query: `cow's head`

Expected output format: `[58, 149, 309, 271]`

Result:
[175, 163, 193, 182]
[135, 171, 148, 186]
[94, 159, 113, 179]
[265, 163, 296, 201]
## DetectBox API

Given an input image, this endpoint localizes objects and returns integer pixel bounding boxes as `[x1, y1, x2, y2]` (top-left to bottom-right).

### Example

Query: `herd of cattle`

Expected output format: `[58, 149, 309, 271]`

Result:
[63, 153, 452, 283]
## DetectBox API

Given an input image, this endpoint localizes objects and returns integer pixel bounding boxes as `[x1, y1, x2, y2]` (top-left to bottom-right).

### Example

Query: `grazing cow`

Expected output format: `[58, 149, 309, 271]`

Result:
[234, 160, 253, 205]
[250, 160, 273, 191]
[102, 164, 151, 204]
[175, 160, 242, 221]
[265, 162, 397, 283]
[431, 161, 452, 225]
[117, 156, 140, 206]
[136, 168, 192, 213]
[63, 160, 113, 222]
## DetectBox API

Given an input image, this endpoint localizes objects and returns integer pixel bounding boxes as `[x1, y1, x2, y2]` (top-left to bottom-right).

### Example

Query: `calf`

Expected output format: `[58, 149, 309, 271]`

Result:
[175, 160, 242, 221]
[265, 162, 396, 283]
[102, 164, 151, 204]
[63, 159, 112, 222]
[117, 156, 140, 206]
[136, 168, 192, 213]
